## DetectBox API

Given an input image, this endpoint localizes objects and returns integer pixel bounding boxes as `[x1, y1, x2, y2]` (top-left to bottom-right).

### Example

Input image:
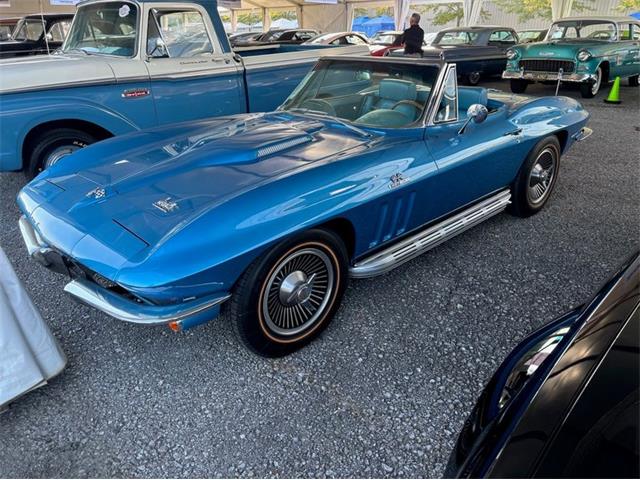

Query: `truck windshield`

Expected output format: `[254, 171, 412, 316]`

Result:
[281, 60, 439, 128]
[547, 21, 617, 41]
[63, 2, 138, 56]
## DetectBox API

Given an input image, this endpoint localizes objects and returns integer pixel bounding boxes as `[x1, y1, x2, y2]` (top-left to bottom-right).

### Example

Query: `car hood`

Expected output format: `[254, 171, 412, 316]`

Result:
[0, 53, 116, 94]
[516, 40, 601, 58]
[22, 113, 372, 255]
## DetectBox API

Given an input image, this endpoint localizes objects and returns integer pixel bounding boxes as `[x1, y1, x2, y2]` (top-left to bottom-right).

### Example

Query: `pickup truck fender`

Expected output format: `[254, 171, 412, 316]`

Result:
[0, 92, 149, 171]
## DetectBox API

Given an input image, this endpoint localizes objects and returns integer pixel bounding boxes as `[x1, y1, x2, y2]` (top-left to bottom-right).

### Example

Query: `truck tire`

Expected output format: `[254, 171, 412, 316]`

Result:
[510, 79, 528, 94]
[228, 229, 349, 357]
[26, 128, 96, 180]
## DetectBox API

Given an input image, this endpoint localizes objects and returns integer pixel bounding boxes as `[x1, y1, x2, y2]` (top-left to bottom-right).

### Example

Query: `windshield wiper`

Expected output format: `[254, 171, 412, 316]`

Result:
[288, 108, 371, 138]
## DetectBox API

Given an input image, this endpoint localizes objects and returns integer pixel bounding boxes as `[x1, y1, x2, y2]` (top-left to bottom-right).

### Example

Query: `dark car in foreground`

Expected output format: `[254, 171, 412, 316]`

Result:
[0, 14, 74, 58]
[419, 26, 519, 85]
[450, 250, 640, 478]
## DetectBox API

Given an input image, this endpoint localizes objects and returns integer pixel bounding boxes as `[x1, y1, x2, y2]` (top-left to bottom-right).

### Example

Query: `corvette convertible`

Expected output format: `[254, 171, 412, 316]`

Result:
[18, 56, 592, 356]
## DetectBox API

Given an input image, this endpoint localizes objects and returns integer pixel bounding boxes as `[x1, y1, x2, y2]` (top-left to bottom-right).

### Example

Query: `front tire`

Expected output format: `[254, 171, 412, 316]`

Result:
[509, 136, 561, 218]
[580, 66, 603, 98]
[228, 229, 348, 357]
[26, 128, 96, 179]
[510, 79, 528, 94]
[466, 71, 481, 86]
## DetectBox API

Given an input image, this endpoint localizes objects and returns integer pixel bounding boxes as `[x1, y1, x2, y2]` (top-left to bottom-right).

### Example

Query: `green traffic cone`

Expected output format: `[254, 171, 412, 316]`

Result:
[604, 76, 621, 104]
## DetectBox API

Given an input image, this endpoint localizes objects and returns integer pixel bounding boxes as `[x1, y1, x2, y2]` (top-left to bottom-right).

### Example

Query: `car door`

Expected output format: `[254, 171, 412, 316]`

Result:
[423, 66, 526, 218]
[143, 4, 245, 125]
[617, 22, 640, 78]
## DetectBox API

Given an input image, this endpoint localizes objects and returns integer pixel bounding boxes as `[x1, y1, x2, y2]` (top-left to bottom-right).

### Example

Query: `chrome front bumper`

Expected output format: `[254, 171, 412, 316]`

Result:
[19, 215, 229, 329]
[572, 127, 593, 142]
[503, 70, 596, 83]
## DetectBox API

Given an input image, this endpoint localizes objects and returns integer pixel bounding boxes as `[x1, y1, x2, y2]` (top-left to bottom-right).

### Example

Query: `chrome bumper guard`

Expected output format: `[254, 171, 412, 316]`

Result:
[19, 215, 229, 328]
[502, 70, 596, 83]
[572, 127, 593, 142]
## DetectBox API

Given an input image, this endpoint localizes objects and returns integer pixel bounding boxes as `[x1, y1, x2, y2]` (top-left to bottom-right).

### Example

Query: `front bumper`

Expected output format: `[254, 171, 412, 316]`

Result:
[502, 70, 596, 83]
[19, 215, 229, 329]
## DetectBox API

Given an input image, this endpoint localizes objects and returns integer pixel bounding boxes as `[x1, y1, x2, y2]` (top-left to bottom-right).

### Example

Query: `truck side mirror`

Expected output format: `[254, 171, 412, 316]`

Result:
[458, 104, 488, 135]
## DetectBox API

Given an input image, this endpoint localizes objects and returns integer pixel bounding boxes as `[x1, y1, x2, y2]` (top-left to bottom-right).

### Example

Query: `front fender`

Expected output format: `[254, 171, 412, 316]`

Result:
[0, 88, 151, 171]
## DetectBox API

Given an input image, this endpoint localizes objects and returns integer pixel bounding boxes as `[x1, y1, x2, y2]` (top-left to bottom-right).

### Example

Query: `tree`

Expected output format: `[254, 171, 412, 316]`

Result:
[416, 3, 488, 27]
[617, 0, 640, 11]
[493, 0, 594, 22]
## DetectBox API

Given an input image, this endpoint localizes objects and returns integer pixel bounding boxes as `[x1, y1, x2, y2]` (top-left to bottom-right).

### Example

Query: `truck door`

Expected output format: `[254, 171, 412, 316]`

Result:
[143, 4, 245, 125]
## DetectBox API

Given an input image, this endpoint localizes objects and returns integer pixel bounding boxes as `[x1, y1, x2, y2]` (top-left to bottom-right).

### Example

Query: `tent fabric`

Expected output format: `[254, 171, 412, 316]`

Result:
[0, 246, 66, 409]
[360, 15, 395, 36]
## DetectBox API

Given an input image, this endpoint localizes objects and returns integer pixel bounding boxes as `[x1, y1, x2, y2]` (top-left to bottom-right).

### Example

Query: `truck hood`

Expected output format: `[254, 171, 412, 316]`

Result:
[0, 53, 116, 94]
[22, 113, 373, 256]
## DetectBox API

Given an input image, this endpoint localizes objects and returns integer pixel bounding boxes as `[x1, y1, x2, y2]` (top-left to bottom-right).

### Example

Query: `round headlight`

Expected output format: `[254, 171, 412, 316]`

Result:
[506, 48, 518, 60]
[577, 50, 592, 62]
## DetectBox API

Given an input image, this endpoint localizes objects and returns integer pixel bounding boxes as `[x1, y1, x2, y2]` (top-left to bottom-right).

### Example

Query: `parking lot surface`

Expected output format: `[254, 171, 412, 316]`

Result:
[0, 80, 638, 478]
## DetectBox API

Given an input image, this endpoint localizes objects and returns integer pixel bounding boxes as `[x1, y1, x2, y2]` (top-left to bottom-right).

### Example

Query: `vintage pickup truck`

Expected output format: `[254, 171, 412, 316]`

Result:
[0, 0, 366, 178]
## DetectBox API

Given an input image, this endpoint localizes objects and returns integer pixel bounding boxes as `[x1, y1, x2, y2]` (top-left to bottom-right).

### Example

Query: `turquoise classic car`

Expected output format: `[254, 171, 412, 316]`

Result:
[503, 16, 640, 98]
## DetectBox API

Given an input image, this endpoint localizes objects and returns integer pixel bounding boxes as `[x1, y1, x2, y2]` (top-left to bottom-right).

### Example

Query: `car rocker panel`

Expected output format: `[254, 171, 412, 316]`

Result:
[18, 56, 591, 356]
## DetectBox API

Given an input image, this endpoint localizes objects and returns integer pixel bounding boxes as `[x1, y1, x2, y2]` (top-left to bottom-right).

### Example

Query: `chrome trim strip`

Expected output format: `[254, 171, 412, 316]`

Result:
[573, 127, 593, 142]
[349, 189, 511, 278]
[18, 215, 53, 266]
[426, 63, 458, 126]
[64, 279, 231, 326]
[503, 70, 595, 83]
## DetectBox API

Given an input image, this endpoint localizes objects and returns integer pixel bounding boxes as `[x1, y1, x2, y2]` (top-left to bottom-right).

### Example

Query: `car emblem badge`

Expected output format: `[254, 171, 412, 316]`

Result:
[86, 187, 106, 199]
[539, 51, 555, 57]
[153, 197, 179, 213]
[389, 173, 409, 189]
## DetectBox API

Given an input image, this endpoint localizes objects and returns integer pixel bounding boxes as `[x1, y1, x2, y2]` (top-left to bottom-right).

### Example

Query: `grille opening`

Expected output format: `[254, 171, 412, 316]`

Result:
[520, 59, 575, 73]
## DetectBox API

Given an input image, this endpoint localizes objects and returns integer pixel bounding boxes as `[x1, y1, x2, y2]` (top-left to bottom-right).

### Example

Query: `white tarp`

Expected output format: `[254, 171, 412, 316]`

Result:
[0, 247, 66, 409]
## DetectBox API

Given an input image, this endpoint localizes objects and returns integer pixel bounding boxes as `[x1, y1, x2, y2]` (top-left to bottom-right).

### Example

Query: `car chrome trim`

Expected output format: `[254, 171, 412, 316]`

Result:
[503, 70, 596, 83]
[572, 127, 593, 142]
[19, 215, 52, 263]
[349, 189, 511, 278]
[64, 278, 231, 326]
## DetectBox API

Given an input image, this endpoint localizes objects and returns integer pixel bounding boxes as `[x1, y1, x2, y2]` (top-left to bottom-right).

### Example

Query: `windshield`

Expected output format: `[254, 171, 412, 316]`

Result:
[547, 21, 617, 41]
[434, 30, 479, 45]
[281, 60, 439, 128]
[63, 2, 138, 56]
[371, 32, 400, 45]
[11, 19, 44, 41]
[519, 30, 542, 41]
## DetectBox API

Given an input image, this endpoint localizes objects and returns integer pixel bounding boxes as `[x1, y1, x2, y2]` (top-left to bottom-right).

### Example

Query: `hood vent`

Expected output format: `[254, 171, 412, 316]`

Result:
[256, 135, 313, 159]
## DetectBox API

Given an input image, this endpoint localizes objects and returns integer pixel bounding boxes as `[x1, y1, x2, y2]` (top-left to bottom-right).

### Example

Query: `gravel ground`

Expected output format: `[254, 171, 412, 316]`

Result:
[0, 79, 638, 479]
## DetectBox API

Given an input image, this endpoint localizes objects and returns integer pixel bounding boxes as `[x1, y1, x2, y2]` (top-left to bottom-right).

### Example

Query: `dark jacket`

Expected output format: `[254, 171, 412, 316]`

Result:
[401, 24, 424, 55]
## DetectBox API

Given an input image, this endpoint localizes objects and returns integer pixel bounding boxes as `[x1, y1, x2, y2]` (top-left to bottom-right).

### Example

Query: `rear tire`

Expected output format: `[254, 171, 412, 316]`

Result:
[25, 128, 96, 180]
[228, 229, 348, 357]
[629, 75, 639, 87]
[509, 136, 561, 218]
[466, 71, 481, 86]
[510, 79, 528, 94]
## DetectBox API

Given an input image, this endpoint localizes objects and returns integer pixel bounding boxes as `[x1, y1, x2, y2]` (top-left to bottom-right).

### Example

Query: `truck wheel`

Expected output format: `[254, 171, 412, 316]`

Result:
[228, 229, 348, 357]
[510, 79, 528, 94]
[26, 128, 96, 179]
[629, 75, 639, 87]
[580, 67, 603, 98]
[509, 136, 561, 218]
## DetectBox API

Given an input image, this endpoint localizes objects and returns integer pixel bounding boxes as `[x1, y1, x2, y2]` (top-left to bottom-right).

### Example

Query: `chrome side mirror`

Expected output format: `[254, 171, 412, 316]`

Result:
[458, 104, 488, 134]
[155, 38, 168, 57]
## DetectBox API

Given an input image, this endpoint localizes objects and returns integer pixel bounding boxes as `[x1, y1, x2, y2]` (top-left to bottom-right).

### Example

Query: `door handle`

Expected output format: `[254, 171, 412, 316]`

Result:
[503, 128, 523, 136]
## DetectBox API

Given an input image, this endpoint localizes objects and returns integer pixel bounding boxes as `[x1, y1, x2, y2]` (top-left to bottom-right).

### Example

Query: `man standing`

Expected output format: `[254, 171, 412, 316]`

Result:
[400, 13, 424, 56]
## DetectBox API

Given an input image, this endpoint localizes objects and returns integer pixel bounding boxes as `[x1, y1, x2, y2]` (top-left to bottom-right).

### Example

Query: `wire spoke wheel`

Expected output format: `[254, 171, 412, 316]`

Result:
[262, 247, 335, 337]
[527, 146, 557, 206]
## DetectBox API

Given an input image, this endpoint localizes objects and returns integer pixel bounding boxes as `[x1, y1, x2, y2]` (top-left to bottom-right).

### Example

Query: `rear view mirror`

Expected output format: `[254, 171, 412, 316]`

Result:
[458, 104, 488, 135]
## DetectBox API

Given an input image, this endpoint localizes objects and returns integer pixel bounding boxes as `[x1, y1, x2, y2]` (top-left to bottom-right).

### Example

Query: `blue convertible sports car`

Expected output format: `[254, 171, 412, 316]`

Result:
[17, 56, 592, 356]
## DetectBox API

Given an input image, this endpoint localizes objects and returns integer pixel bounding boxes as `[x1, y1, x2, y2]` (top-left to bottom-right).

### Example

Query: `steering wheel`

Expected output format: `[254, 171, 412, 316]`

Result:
[391, 100, 424, 121]
[299, 98, 336, 117]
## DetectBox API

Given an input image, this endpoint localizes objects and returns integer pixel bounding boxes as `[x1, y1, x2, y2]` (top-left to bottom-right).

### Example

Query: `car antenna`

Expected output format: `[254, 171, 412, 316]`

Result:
[38, 0, 51, 55]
